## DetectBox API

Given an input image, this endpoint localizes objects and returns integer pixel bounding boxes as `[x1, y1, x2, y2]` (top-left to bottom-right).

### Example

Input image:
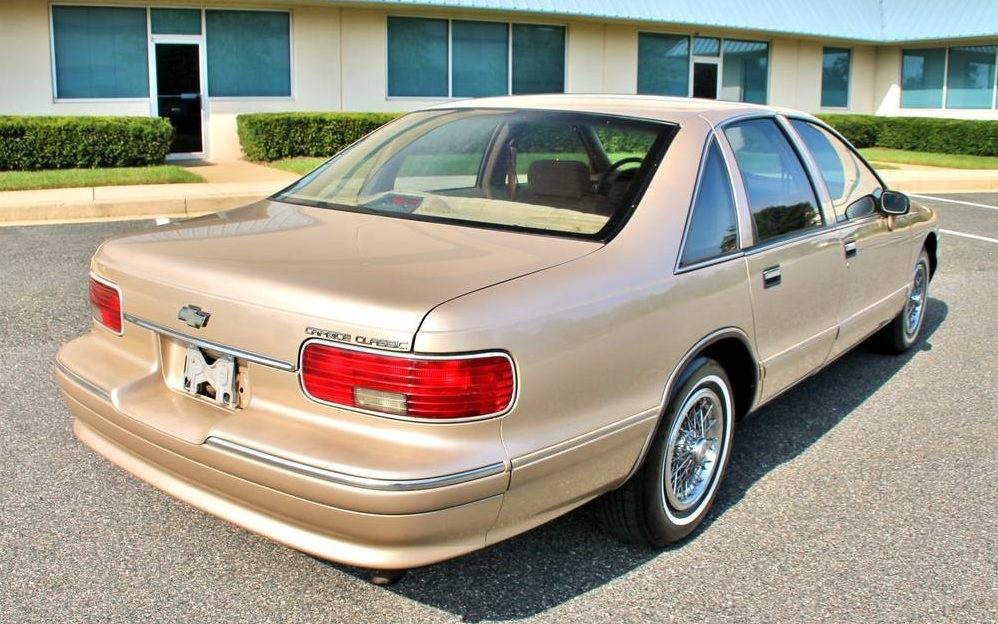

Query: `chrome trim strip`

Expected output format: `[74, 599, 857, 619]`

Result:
[55, 360, 111, 403]
[205, 437, 506, 491]
[298, 337, 519, 423]
[124, 314, 296, 372]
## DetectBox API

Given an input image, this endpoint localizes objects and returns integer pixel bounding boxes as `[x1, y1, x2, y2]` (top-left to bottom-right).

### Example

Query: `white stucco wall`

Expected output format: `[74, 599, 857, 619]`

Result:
[1, 0, 994, 161]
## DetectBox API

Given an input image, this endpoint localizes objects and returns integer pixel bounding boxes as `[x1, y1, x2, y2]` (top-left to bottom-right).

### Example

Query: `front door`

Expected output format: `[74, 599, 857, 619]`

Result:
[693, 62, 719, 99]
[154, 43, 203, 155]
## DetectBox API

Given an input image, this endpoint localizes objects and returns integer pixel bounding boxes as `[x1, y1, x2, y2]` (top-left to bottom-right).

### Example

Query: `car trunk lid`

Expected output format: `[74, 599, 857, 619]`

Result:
[93, 201, 600, 366]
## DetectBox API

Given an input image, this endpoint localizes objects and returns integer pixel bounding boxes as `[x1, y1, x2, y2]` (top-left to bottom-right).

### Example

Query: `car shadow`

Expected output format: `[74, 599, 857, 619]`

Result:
[324, 297, 948, 622]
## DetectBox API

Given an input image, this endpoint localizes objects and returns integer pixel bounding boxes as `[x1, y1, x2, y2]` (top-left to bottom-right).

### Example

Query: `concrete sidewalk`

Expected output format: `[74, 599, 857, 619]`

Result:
[0, 160, 298, 225]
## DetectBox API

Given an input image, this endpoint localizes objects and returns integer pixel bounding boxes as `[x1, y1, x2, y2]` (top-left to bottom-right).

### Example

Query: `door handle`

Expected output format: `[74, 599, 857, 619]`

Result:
[762, 265, 782, 289]
[844, 239, 858, 259]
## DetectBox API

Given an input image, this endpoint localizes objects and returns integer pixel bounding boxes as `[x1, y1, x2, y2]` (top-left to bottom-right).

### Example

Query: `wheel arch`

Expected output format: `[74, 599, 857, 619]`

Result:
[923, 231, 938, 279]
[620, 328, 760, 483]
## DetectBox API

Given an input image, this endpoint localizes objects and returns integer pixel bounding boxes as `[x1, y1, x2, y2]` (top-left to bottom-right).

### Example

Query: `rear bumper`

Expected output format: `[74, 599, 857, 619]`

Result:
[55, 352, 506, 569]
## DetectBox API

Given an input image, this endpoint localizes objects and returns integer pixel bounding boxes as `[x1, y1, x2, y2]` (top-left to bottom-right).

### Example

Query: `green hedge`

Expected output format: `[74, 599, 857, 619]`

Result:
[237, 112, 404, 161]
[0, 116, 174, 171]
[818, 114, 998, 156]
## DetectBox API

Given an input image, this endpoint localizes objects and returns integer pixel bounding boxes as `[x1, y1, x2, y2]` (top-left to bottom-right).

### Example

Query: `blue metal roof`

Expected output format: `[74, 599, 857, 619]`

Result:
[348, 1, 998, 42]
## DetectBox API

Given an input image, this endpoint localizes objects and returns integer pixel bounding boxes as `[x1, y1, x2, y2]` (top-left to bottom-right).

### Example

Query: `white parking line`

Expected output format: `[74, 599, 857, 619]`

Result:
[910, 194, 998, 211]
[941, 229, 998, 245]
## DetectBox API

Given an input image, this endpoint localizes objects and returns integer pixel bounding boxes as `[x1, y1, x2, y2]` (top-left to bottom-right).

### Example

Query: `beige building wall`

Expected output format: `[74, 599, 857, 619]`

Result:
[2, 1, 994, 161]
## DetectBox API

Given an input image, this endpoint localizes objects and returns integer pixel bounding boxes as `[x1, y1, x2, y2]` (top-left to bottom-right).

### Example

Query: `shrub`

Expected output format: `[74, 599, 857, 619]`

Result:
[816, 114, 884, 148]
[237, 112, 404, 161]
[0, 116, 174, 171]
[818, 114, 998, 156]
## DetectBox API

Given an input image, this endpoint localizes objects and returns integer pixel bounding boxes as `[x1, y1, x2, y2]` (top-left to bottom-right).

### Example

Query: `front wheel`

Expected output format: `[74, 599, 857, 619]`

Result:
[875, 249, 931, 354]
[597, 357, 734, 545]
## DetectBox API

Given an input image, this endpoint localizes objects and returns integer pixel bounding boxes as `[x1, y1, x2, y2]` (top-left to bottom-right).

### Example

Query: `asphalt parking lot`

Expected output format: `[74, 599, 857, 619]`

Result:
[1, 194, 996, 623]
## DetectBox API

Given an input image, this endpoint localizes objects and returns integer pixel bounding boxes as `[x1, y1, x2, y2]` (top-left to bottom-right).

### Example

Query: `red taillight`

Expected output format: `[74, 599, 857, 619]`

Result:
[301, 343, 515, 420]
[89, 276, 122, 333]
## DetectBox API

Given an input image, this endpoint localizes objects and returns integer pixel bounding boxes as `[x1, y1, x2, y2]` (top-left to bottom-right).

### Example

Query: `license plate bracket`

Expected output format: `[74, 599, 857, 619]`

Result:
[183, 345, 238, 409]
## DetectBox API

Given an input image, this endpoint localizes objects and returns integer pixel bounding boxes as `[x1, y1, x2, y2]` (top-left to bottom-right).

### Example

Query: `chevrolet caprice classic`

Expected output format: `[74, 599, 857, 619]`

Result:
[56, 96, 938, 575]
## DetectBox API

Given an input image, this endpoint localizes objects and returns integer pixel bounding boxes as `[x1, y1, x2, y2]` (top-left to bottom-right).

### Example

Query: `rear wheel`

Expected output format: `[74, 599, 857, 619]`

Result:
[875, 250, 931, 354]
[598, 357, 734, 545]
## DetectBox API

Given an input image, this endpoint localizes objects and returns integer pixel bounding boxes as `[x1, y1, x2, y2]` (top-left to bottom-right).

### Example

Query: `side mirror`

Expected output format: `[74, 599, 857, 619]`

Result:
[879, 190, 910, 216]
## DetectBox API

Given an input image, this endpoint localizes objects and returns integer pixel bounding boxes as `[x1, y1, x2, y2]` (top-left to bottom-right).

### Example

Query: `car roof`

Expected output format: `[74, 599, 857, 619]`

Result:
[428, 94, 815, 127]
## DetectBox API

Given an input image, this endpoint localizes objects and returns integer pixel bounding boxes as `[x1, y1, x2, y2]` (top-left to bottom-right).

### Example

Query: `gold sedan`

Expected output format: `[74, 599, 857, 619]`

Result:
[56, 96, 938, 576]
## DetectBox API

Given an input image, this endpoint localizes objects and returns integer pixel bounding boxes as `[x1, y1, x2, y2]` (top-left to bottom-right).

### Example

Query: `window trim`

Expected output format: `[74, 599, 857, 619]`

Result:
[384, 15, 568, 100]
[636, 30, 771, 104]
[674, 133, 743, 274]
[49, 4, 296, 103]
[819, 46, 852, 110]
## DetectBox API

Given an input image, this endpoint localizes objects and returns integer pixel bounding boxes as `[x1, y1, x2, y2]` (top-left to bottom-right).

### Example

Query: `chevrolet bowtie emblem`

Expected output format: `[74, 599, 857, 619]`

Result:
[178, 305, 210, 329]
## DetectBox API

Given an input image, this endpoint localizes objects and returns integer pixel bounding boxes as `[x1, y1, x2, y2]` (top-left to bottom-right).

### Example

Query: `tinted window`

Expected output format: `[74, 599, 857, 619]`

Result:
[452, 21, 508, 98]
[790, 120, 882, 221]
[205, 10, 291, 97]
[52, 6, 149, 98]
[511, 25, 566, 94]
[901, 48, 945, 109]
[387, 17, 448, 97]
[821, 47, 850, 108]
[946, 45, 997, 109]
[275, 109, 672, 239]
[637, 33, 690, 96]
[721, 40, 769, 104]
[681, 141, 739, 266]
[724, 119, 822, 243]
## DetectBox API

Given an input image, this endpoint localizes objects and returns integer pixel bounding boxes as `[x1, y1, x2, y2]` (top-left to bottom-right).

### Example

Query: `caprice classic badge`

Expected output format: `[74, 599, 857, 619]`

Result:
[57, 96, 938, 580]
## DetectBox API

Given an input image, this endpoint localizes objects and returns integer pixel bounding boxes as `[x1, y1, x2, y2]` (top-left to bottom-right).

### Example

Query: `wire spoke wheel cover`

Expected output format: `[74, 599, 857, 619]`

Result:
[658, 373, 733, 526]
[904, 261, 928, 339]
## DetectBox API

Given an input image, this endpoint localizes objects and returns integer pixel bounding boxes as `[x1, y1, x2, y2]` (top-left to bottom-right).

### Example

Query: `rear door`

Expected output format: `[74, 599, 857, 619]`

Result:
[721, 117, 844, 402]
[787, 119, 911, 357]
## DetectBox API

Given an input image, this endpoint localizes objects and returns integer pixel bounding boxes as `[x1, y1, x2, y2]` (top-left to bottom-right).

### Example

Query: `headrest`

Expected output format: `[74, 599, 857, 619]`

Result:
[527, 159, 589, 199]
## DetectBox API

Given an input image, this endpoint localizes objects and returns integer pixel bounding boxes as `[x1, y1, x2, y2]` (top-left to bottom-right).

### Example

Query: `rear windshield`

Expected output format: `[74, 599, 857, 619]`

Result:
[273, 109, 675, 239]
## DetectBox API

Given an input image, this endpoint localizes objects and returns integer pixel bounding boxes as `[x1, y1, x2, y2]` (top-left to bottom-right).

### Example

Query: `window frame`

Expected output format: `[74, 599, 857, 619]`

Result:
[674, 134, 744, 273]
[636, 30, 771, 104]
[49, 4, 295, 103]
[384, 15, 567, 100]
[820, 46, 852, 110]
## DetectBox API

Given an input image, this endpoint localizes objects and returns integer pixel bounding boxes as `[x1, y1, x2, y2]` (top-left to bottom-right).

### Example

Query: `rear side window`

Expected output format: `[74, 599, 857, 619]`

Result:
[680, 140, 739, 266]
[789, 119, 882, 221]
[724, 118, 822, 243]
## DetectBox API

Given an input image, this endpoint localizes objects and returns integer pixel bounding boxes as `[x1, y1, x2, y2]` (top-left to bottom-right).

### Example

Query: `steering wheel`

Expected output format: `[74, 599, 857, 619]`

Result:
[598, 157, 644, 190]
